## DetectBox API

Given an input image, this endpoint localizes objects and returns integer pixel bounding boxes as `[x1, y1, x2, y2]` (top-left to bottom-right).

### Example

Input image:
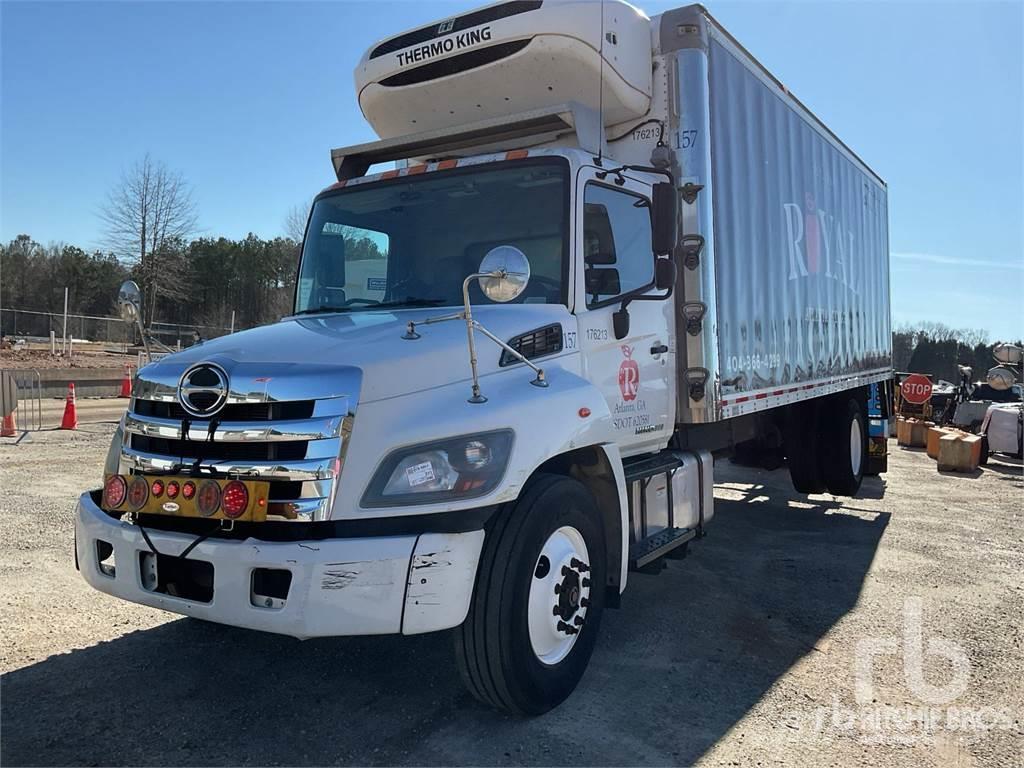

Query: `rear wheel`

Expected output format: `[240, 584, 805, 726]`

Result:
[822, 396, 867, 496]
[454, 474, 606, 715]
[785, 401, 826, 494]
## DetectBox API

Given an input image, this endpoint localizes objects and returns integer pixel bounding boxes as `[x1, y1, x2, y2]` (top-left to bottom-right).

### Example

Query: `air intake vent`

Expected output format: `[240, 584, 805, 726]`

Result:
[500, 324, 563, 367]
[133, 399, 315, 422]
[380, 40, 531, 88]
[369, 1, 542, 60]
[130, 435, 308, 462]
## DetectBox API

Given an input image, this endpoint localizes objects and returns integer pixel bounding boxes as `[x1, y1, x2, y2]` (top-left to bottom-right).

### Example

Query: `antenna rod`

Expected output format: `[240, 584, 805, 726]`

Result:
[598, 0, 605, 161]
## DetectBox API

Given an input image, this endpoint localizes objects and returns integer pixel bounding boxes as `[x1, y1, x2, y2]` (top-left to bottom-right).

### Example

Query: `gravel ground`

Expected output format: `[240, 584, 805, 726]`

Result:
[1, 348, 132, 369]
[1, 422, 1021, 767]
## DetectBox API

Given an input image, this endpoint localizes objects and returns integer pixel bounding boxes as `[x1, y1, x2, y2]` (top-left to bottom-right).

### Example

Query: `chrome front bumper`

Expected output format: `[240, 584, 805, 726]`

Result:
[74, 491, 484, 639]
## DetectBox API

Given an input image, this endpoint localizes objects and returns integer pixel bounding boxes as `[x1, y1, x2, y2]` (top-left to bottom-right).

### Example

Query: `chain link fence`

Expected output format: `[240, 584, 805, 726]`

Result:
[1, 307, 236, 349]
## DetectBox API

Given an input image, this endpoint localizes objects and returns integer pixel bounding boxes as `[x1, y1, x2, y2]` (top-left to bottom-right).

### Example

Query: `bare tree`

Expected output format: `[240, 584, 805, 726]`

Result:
[100, 153, 198, 323]
[959, 327, 990, 348]
[284, 203, 310, 244]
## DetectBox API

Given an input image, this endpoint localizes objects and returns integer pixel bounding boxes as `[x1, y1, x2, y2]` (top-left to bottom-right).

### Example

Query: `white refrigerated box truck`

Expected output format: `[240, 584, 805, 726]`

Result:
[75, 0, 892, 714]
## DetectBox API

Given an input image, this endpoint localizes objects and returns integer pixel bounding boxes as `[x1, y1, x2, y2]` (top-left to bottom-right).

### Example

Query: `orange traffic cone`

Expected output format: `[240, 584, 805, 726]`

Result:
[60, 383, 78, 430]
[1, 410, 16, 437]
[119, 364, 133, 398]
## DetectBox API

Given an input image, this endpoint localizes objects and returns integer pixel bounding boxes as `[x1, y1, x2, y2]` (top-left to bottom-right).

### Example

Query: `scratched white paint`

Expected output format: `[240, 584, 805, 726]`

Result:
[402, 530, 485, 635]
[74, 491, 417, 638]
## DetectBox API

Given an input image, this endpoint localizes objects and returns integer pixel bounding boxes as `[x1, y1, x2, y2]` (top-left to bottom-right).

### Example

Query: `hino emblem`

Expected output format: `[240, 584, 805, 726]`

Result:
[178, 363, 229, 418]
[437, 19, 455, 34]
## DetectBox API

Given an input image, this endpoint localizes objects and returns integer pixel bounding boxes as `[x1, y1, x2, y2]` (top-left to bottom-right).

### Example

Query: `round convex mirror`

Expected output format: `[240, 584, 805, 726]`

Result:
[478, 246, 530, 303]
[117, 280, 143, 322]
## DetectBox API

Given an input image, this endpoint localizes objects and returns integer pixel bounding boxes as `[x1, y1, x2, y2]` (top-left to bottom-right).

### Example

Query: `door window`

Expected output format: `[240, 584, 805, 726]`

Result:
[583, 184, 655, 308]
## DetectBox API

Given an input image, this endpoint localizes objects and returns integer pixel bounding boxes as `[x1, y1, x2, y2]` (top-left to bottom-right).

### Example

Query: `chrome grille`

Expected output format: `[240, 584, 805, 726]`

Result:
[120, 395, 351, 522]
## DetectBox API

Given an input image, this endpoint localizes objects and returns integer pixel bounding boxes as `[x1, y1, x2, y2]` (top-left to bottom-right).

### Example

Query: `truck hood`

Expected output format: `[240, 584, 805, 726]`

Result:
[136, 304, 572, 406]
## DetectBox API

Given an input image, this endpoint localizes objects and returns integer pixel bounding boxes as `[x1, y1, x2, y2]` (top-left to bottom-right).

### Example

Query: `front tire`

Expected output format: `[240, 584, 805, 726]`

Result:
[454, 474, 606, 715]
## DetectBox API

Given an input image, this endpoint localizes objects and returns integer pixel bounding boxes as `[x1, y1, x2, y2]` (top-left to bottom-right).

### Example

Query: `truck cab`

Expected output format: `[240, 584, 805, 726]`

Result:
[74, 0, 891, 715]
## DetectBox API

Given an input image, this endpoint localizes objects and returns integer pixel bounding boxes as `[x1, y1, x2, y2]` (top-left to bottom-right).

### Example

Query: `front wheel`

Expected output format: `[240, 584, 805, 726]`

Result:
[454, 474, 606, 715]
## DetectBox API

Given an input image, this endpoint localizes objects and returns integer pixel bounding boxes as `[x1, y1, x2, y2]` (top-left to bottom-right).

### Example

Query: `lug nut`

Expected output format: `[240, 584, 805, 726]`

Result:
[571, 558, 590, 573]
[552, 605, 561, 616]
[573, 616, 584, 626]
[580, 597, 590, 608]
[553, 583, 561, 594]
[561, 565, 572, 577]
[581, 578, 591, 588]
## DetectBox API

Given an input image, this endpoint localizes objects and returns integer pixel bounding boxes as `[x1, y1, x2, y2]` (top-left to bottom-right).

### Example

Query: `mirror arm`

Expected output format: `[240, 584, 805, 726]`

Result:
[144, 332, 175, 355]
[134, 316, 152, 364]
[600, 164, 675, 185]
[461, 272, 491, 403]
[471, 321, 547, 388]
[628, 285, 673, 304]
[403, 268, 548, 402]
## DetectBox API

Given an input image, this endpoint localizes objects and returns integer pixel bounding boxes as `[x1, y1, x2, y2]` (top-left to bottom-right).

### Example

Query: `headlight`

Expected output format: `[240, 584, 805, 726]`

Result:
[362, 430, 514, 507]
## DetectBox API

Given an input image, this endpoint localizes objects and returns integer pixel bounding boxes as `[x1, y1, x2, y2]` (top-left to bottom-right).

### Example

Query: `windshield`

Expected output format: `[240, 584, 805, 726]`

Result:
[294, 158, 569, 315]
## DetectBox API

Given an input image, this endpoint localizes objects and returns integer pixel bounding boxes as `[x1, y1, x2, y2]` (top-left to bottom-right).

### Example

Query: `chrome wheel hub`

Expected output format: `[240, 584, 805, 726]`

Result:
[528, 525, 591, 665]
[850, 416, 863, 476]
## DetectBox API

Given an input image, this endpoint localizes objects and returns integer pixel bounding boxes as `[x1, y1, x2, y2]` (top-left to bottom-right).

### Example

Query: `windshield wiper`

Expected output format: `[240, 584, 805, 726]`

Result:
[292, 306, 350, 316]
[373, 298, 448, 309]
[293, 298, 447, 316]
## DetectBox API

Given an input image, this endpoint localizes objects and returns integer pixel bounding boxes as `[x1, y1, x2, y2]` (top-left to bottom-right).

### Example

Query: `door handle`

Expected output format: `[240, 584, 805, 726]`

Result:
[650, 344, 669, 355]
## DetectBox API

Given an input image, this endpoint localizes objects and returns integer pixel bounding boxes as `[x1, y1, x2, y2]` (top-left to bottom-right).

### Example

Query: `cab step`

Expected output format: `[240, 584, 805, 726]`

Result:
[629, 526, 697, 570]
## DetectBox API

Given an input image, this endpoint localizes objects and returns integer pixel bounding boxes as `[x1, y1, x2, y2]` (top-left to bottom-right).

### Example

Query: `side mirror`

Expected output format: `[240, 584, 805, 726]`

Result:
[117, 280, 143, 322]
[655, 257, 676, 291]
[613, 307, 630, 340]
[585, 267, 621, 298]
[651, 182, 677, 256]
[117, 279, 156, 363]
[477, 245, 530, 302]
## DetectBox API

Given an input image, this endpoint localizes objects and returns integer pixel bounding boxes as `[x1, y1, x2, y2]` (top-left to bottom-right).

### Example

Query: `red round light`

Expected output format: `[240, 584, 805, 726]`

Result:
[151, 479, 164, 497]
[166, 481, 180, 499]
[104, 475, 127, 508]
[222, 481, 249, 519]
[127, 476, 149, 510]
[182, 481, 196, 500]
[196, 481, 221, 517]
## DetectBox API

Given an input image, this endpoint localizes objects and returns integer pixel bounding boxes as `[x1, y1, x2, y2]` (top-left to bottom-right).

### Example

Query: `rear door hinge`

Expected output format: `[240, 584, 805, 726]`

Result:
[680, 183, 704, 205]
[676, 234, 704, 270]
[685, 367, 710, 402]
[681, 302, 707, 336]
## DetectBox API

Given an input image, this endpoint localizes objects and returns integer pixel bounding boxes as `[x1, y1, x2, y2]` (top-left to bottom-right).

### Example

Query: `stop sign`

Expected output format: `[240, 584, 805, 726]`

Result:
[900, 373, 933, 405]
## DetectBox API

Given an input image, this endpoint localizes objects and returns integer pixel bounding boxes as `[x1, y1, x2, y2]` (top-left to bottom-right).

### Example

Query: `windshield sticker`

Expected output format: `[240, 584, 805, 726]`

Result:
[367, 277, 387, 291]
[297, 278, 313, 310]
[406, 461, 436, 487]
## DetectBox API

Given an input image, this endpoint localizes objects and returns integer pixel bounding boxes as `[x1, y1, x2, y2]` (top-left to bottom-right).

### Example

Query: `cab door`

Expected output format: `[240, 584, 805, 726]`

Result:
[575, 170, 676, 456]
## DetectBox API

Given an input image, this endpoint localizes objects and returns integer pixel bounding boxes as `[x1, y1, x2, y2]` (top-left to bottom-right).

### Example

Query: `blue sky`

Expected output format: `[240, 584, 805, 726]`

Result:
[2, 0, 1021, 340]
